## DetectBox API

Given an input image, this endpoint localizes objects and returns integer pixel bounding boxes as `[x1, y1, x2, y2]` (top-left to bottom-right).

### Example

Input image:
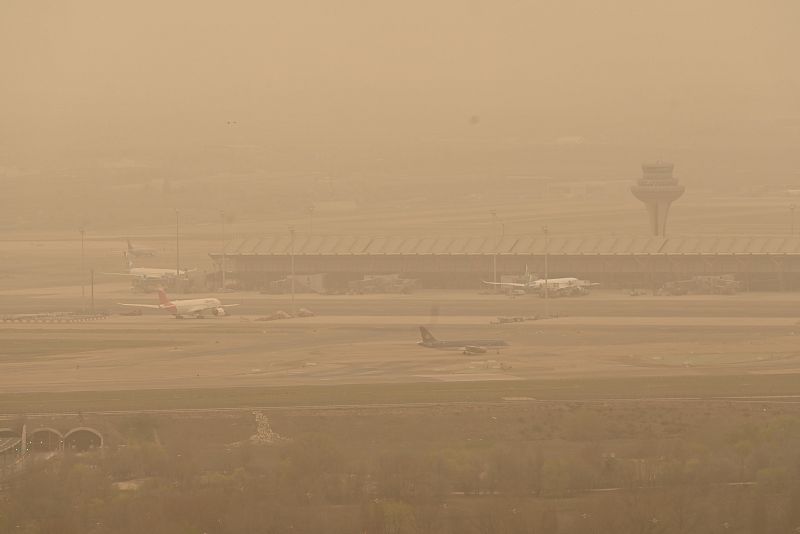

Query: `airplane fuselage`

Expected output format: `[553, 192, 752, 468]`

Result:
[126, 240, 156, 257]
[165, 298, 223, 316]
[119, 289, 237, 318]
[130, 267, 188, 280]
[535, 277, 582, 289]
[128, 249, 156, 258]
[489, 277, 594, 295]
[418, 339, 508, 350]
[417, 326, 508, 354]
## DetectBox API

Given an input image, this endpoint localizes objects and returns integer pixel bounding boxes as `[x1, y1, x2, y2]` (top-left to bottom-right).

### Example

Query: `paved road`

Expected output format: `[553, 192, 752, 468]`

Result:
[5, 394, 800, 420]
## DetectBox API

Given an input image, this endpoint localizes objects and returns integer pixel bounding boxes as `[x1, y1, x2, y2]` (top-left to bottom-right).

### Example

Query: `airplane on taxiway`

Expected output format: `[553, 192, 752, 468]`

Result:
[417, 326, 508, 355]
[119, 289, 239, 319]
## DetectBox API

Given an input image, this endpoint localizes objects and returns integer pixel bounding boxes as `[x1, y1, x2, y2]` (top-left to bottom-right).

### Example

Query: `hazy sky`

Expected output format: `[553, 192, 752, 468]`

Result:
[2, 1, 798, 162]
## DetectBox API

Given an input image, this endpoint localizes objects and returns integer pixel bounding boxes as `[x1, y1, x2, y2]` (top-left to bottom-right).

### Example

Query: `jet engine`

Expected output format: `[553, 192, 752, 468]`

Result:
[213, 307, 227, 316]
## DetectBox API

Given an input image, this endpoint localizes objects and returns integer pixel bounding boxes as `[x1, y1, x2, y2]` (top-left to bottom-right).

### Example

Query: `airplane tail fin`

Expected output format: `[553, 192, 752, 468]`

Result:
[127, 239, 133, 250]
[123, 251, 134, 269]
[157, 288, 173, 307]
[419, 326, 437, 344]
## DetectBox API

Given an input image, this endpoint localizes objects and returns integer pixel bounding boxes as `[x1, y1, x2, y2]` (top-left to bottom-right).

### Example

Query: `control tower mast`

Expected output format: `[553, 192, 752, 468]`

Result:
[631, 162, 684, 236]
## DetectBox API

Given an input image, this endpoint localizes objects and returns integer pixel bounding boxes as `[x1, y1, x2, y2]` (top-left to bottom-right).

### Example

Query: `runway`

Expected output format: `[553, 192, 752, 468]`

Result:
[4, 304, 800, 394]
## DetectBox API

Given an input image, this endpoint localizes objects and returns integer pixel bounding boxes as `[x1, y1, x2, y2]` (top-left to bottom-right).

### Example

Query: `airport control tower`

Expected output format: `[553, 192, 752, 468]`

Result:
[631, 162, 685, 236]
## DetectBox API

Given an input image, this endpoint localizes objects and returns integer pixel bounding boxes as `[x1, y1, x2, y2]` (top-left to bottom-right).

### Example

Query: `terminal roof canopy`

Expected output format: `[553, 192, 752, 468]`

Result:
[216, 235, 800, 256]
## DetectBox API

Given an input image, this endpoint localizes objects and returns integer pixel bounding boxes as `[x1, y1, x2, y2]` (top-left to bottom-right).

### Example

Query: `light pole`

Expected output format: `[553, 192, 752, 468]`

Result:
[220, 210, 227, 291]
[790, 204, 796, 235]
[499, 221, 505, 287]
[543, 225, 550, 318]
[175, 209, 181, 279]
[80, 227, 85, 310]
[491, 211, 503, 290]
[289, 225, 296, 316]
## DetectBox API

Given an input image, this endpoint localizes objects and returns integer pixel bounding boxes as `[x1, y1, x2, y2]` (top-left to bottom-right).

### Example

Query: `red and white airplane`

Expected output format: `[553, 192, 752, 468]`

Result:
[119, 289, 239, 319]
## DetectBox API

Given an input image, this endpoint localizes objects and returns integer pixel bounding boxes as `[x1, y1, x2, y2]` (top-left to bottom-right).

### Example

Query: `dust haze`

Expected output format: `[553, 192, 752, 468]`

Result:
[3, 2, 800, 533]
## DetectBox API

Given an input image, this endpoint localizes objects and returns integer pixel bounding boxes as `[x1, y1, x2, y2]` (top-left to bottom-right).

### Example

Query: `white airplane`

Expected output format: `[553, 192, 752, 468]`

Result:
[103, 253, 192, 281]
[484, 276, 598, 297]
[126, 239, 156, 258]
[119, 289, 239, 318]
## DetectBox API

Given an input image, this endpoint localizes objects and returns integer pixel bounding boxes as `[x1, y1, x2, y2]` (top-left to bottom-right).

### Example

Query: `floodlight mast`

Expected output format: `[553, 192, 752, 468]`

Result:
[289, 225, 296, 316]
[543, 225, 549, 318]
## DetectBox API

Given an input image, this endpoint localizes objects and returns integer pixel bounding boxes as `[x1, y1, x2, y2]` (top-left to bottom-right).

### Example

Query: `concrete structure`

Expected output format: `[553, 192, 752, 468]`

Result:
[0, 434, 21, 456]
[0, 425, 103, 455]
[64, 428, 103, 451]
[1, 424, 104, 481]
[212, 234, 800, 291]
[631, 162, 685, 236]
[28, 428, 63, 452]
[0, 435, 23, 475]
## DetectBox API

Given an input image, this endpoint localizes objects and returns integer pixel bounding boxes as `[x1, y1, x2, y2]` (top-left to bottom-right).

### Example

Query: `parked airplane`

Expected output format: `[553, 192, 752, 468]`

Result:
[417, 326, 508, 355]
[126, 239, 156, 258]
[119, 289, 239, 318]
[484, 276, 597, 297]
[104, 253, 192, 281]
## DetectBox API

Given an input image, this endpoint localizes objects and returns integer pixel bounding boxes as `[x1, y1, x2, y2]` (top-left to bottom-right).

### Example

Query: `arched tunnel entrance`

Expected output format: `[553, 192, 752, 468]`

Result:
[28, 428, 63, 452]
[64, 428, 103, 452]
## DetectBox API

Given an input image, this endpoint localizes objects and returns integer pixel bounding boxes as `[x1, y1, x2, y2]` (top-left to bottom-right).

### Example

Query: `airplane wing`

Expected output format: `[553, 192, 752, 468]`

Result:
[118, 303, 162, 309]
[483, 281, 528, 287]
[133, 273, 175, 280]
[190, 303, 240, 313]
[103, 271, 169, 279]
[104, 270, 192, 279]
[180, 302, 236, 314]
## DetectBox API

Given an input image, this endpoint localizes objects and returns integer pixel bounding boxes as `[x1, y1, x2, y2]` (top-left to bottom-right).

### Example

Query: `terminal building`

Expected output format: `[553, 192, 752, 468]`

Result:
[212, 234, 800, 292]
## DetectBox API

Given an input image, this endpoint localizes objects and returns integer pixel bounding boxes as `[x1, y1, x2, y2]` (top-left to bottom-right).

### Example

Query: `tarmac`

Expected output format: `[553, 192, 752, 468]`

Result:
[3, 287, 800, 394]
